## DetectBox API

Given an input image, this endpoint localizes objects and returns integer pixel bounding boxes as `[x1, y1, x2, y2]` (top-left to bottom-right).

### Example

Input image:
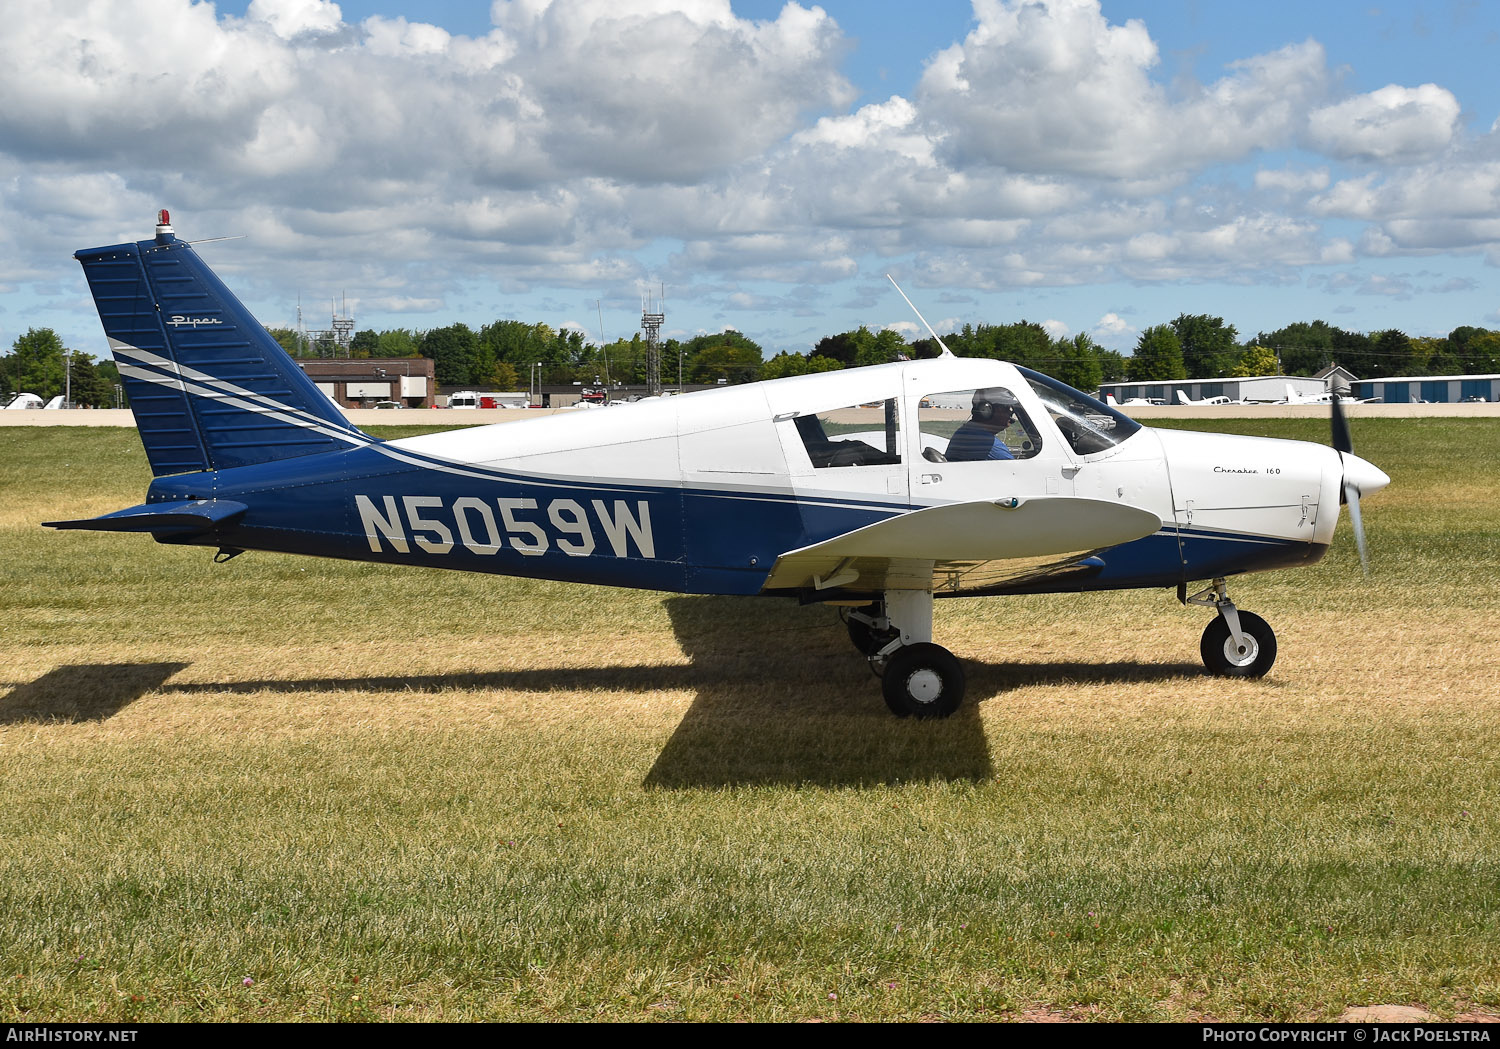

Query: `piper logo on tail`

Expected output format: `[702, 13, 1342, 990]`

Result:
[166, 315, 223, 328]
[356, 494, 656, 559]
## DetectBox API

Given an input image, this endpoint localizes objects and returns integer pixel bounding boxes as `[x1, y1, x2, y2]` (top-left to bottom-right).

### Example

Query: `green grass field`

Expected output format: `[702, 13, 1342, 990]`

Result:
[1, 418, 1498, 1021]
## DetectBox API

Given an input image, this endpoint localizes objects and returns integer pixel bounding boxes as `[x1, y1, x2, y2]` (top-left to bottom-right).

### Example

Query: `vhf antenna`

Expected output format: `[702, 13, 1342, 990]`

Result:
[886, 274, 953, 357]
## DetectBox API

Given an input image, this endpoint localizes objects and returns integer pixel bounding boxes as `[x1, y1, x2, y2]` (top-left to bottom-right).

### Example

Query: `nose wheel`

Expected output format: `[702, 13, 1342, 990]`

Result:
[1186, 579, 1278, 678]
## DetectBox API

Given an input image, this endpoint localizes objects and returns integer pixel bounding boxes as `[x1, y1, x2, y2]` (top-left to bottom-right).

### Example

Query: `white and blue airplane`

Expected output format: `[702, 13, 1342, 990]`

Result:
[48, 213, 1390, 718]
[1175, 390, 1237, 406]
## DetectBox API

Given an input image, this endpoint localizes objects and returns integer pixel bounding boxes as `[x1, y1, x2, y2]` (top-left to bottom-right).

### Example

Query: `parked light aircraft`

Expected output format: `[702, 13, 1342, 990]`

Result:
[1104, 393, 1160, 407]
[1280, 384, 1363, 406]
[1176, 390, 1237, 406]
[47, 214, 1391, 718]
[4, 393, 44, 409]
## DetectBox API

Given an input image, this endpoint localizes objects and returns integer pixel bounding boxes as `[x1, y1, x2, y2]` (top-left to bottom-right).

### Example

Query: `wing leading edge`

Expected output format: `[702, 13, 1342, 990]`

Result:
[762, 496, 1163, 595]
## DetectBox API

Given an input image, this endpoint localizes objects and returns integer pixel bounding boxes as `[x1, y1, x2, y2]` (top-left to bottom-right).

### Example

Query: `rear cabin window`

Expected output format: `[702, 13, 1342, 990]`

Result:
[795, 399, 902, 468]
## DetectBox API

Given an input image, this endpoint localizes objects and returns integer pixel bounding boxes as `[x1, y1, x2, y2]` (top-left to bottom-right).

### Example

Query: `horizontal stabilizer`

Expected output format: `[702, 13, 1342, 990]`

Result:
[44, 499, 248, 537]
[763, 496, 1161, 594]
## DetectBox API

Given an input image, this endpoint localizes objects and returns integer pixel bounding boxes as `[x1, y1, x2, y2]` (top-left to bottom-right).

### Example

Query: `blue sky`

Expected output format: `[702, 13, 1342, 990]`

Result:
[4, 0, 1500, 360]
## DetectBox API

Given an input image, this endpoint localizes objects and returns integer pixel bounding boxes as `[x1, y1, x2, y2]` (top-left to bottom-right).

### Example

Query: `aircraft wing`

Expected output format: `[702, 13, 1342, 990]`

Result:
[762, 496, 1162, 595]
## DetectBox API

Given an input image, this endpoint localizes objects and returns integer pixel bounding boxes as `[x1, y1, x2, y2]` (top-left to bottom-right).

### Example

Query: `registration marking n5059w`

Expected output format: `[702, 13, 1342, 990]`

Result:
[355, 494, 655, 559]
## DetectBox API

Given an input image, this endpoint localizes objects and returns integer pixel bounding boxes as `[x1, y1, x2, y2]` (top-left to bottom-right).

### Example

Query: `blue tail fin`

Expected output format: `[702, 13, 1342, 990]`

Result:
[75, 213, 372, 476]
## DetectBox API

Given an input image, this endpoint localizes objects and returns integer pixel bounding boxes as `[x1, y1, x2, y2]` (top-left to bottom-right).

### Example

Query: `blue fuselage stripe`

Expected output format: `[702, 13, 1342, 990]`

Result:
[145, 446, 1322, 594]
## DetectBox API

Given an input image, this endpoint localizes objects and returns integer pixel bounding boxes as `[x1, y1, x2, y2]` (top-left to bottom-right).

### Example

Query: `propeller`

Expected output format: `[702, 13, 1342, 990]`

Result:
[1329, 395, 1389, 575]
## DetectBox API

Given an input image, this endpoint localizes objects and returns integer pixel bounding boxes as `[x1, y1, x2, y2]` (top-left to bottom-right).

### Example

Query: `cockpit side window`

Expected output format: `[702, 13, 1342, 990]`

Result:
[916, 388, 1042, 463]
[1018, 367, 1142, 456]
[796, 398, 902, 468]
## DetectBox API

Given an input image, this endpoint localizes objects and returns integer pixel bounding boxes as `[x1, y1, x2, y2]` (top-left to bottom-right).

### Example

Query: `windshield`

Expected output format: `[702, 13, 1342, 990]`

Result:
[1018, 367, 1142, 456]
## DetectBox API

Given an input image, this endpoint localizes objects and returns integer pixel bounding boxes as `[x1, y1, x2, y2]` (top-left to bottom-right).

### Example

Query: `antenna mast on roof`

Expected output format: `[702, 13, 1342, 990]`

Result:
[887, 274, 954, 357]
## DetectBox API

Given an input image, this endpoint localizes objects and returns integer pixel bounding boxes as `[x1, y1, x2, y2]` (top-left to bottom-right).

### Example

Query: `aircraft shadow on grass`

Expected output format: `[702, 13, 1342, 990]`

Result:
[0, 663, 188, 724]
[646, 596, 1204, 789]
[5, 598, 1200, 788]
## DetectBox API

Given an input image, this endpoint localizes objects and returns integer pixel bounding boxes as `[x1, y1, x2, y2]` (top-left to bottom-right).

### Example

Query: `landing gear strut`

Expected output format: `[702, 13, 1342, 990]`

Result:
[1185, 578, 1278, 678]
[843, 603, 898, 658]
[842, 591, 966, 718]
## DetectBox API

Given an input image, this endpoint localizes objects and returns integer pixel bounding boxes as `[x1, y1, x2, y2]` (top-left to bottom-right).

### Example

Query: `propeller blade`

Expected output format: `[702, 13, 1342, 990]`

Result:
[1331, 394, 1385, 576]
[1344, 477, 1369, 576]
[1330, 393, 1353, 454]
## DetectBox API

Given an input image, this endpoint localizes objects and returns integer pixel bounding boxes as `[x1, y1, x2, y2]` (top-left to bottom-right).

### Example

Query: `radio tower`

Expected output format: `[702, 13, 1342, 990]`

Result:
[299, 291, 355, 357]
[640, 285, 665, 398]
[330, 293, 354, 357]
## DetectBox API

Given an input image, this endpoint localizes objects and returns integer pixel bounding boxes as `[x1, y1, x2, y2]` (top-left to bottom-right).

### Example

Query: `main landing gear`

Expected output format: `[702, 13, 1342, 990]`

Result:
[1184, 578, 1278, 678]
[842, 591, 966, 718]
[842, 578, 1277, 718]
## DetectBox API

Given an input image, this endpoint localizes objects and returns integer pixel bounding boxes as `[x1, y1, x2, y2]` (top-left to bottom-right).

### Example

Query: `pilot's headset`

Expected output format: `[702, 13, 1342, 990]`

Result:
[972, 387, 1019, 423]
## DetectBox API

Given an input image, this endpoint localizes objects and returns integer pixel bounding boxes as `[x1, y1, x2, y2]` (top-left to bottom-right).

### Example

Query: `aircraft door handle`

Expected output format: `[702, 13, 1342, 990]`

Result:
[1061, 465, 1082, 478]
[920, 473, 942, 484]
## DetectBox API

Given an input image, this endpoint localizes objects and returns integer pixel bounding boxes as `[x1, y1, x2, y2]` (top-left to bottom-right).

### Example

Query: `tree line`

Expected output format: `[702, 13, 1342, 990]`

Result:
[9, 313, 1499, 406]
[274, 313, 1500, 390]
[1123, 316, 1500, 382]
[268, 322, 767, 388]
[0, 329, 122, 406]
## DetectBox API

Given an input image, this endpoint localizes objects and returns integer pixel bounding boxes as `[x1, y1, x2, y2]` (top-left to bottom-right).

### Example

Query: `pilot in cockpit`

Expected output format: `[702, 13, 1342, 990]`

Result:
[946, 388, 1019, 461]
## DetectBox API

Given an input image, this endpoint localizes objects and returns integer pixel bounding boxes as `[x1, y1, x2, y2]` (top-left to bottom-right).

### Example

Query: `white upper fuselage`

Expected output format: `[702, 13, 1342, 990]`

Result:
[388, 355, 1359, 577]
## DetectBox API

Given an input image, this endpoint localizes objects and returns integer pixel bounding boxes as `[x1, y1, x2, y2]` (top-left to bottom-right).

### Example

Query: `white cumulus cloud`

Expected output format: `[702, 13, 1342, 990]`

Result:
[917, 0, 1327, 178]
[1306, 83, 1461, 163]
[1091, 312, 1137, 348]
[249, 0, 344, 38]
[0, 0, 1495, 352]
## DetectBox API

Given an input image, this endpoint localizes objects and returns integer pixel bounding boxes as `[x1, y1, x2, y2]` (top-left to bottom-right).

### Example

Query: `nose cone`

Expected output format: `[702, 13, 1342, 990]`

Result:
[1342, 453, 1390, 495]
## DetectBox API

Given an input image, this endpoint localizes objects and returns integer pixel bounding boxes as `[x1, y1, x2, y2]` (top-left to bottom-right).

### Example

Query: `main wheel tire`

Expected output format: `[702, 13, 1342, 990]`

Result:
[1200, 610, 1277, 678]
[881, 643, 966, 719]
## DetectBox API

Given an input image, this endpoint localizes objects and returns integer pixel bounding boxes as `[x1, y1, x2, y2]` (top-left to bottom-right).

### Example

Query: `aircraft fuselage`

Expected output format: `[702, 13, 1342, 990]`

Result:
[141, 357, 1350, 599]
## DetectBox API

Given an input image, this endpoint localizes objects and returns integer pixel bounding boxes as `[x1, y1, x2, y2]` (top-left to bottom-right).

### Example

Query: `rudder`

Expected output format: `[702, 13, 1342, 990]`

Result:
[75, 211, 371, 476]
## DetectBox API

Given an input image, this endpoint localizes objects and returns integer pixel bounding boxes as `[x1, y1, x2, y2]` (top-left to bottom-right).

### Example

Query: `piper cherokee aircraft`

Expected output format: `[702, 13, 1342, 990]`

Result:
[47, 213, 1390, 718]
[1175, 390, 1237, 406]
[1280, 384, 1365, 406]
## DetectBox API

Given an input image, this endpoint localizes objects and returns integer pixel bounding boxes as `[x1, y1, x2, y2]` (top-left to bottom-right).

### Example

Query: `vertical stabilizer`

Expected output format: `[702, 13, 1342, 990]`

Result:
[75, 213, 370, 476]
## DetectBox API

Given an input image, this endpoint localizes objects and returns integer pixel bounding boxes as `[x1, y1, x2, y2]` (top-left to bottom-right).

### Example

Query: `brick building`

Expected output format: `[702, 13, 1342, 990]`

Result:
[298, 358, 434, 408]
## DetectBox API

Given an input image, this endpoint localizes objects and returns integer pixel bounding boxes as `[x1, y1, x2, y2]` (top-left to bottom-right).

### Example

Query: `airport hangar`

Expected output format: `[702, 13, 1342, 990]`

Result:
[1102, 370, 1499, 405]
[1353, 374, 1500, 403]
[1099, 375, 1327, 404]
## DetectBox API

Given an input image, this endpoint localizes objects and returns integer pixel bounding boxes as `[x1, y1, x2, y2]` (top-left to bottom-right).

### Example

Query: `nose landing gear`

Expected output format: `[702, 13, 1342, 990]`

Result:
[1185, 578, 1278, 678]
